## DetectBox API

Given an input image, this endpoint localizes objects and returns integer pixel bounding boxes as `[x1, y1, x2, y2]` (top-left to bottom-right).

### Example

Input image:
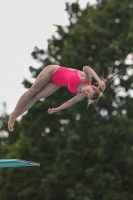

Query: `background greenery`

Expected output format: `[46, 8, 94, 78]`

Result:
[0, 0, 133, 199]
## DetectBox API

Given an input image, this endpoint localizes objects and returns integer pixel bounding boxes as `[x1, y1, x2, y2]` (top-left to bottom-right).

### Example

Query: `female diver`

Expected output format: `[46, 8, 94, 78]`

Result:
[8, 65, 115, 132]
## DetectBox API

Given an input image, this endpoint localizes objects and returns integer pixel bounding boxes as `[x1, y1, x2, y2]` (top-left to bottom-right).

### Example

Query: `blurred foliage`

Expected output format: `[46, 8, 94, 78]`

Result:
[0, 0, 133, 199]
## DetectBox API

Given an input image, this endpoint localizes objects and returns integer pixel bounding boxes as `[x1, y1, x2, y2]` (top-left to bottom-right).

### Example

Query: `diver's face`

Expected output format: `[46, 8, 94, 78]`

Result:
[82, 85, 94, 98]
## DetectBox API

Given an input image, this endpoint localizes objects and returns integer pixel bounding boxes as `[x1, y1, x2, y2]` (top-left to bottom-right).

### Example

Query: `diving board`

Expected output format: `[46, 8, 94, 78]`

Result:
[0, 159, 40, 168]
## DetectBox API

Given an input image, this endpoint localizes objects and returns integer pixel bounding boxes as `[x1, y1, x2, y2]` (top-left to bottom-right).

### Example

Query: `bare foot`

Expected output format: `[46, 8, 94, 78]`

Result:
[8, 113, 16, 132]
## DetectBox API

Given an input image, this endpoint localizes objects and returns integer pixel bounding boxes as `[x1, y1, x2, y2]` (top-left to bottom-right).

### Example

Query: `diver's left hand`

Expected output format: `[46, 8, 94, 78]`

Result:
[47, 107, 56, 114]
[98, 80, 105, 92]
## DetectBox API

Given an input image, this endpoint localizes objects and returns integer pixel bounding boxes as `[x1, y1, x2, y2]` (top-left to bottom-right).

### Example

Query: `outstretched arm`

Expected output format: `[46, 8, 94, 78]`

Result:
[47, 94, 85, 114]
[83, 66, 105, 91]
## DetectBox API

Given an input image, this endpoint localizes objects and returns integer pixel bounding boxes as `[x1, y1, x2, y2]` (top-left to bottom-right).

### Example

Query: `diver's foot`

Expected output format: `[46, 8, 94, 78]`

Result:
[8, 113, 16, 132]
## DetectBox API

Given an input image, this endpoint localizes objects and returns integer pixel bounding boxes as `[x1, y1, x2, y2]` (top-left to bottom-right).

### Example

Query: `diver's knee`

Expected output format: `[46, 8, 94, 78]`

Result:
[28, 88, 37, 98]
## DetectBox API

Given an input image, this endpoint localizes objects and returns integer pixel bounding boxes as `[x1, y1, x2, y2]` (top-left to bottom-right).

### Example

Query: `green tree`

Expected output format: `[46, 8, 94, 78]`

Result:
[0, 0, 133, 200]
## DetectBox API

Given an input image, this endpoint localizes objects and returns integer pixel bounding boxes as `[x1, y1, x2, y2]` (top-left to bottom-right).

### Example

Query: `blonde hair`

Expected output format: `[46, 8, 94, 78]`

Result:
[87, 69, 119, 108]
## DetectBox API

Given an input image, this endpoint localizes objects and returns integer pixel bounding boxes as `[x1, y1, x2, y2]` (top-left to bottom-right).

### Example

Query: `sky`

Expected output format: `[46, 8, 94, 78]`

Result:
[0, 0, 97, 115]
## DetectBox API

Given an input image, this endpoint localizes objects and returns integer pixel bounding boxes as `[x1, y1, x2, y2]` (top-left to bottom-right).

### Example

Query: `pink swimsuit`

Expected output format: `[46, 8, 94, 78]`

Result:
[50, 66, 90, 94]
